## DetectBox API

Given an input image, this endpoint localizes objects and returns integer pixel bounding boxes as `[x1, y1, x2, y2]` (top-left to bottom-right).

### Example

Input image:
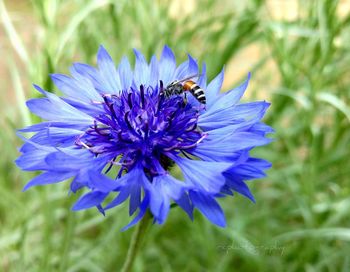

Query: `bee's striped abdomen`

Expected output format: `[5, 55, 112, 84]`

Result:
[183, 80, 206, 104]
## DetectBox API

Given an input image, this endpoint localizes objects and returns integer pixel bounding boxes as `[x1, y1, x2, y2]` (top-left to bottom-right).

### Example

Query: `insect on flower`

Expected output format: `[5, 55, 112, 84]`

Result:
[163, 74, 206, 105]
[16, 45, 273, 230]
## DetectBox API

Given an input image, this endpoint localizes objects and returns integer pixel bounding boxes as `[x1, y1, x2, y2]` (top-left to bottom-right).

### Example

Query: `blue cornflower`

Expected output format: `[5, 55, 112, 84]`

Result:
[16, 46, 272, 230]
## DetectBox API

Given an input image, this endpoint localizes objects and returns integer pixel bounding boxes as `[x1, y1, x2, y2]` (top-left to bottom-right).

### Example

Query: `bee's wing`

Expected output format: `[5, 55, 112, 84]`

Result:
[176, 73, 202, 83]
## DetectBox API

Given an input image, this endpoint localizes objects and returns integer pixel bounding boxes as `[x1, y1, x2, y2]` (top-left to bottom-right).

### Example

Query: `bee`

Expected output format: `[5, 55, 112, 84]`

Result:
[163, 75, 206, 105]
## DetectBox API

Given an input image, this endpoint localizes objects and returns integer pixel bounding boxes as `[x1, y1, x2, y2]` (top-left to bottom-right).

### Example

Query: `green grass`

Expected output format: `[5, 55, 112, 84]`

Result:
[1, 0, 350, 271]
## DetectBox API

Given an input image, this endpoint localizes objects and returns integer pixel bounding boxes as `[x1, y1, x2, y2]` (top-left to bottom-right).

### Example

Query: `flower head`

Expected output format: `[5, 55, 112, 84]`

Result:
[16, 45, 272, 230]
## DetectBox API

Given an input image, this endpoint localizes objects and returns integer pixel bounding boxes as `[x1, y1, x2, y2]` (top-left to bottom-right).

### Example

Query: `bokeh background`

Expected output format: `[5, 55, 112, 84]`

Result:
[1, 0, 350, 271]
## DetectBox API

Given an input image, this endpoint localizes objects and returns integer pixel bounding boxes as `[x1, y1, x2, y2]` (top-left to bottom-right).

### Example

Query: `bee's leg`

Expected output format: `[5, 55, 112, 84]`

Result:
[184, 92, 188, 104]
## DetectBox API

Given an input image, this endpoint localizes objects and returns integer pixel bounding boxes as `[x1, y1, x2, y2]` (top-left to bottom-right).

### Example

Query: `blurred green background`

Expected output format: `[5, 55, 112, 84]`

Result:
[1, 0, 350, 271]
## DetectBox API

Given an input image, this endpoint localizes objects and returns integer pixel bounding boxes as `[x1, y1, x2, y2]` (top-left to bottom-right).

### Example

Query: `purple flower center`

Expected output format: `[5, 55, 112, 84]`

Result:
[76, 83, 206, 177]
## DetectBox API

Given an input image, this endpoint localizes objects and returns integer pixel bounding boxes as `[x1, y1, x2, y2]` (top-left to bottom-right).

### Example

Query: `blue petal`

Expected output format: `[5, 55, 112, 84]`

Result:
[248, 122, 275, 136]
[104, 187, 130, 210]
[159, 45, 176, 85]
[121, 193, 150, 231]
[155, 174, 185, 200]
[148, 183, 166, 224]
[133, 49, 150, 88]
[16, 152, 47, 171]
[189, 191, 226, 227]
[16, 132, 55, 152]
[62, 97, 105, 117]
[16, 147, 52, 171]
[187, 54, 198, 76]
[27, 127, 82, 148]
[103, 166, 148, 216]
[247, 157, 272, 169]
[220, 185, 234, 196]
[97, 45, 122, 93]
[149, 55, 159, 88]
[173, 157, 231, 193]
[50, 73, 101, 102]
[223, 177, 255, 202]
[87, 171, 118, 192]
[205, 68, 224, 108]
[199, 101, 270, 130]
[19, 121, 89, 133]
[45, 150, 107, 172]
[103, 169, 139, 210]
[229, 165, 267, 180]
[225, 157, 271, 180]
[118, 56, 133, 90]
[174, 54, 198, 80]
[70, 170, 89, 193]
[197, 62, 207, 89]
[191, 132, 272, 162]
[72, 63, 104, 92]
[129, 184, 141, 216]
[205, 73, 251, 115]
[174, 60, 189, 80]
[97, 205, 105, 216]
[175, 193, 194, 220]
[27, 85, 93, 123]
[125, 167, 148, 216]
[23, 171, 73, 191]
[72, 191, 109, 211]
[148, 174, 186, 224]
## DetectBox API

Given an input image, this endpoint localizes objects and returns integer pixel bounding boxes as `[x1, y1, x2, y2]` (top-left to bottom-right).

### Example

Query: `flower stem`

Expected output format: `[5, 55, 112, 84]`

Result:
[121, 212, 152, 272]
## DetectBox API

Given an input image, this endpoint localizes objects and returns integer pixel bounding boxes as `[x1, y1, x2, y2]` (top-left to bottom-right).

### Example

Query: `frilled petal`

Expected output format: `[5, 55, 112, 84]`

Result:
[50, 73, 102, 103]
[187, 54, 198, 76]
[149, 55, 159, 88]
[61, 97, 105, 117]
[147, 174, 186, 224]
[118, 56, 133, 90]
[174, 54, 199, 80]
[86, 171, 119, 192]
[204, 73, 250, 116]
[172, 156, 232, 193]
[248, 122, 275, 136]
[189, 191, 226, 227]
[191, 132, 272, 162]
[16, 148, 50, 171]
[223, 177, 255, 203]
[15, 133, 56, 171]
[129, 182, 142, 216]
[173, 60, 188, 80]
[197, 62, 207, 89]
[225, 157, 272, 180]
[18, 121, 89, 133]
[104, 166, 148, 216]
[45, 150, 107, 172]
[26, 127, 83, 148]
[222, 157, 272, 202]
[72, 191, 109, 211]
[70, 171, 89, 193]
[133, 49, 150, 88]
[97, 45, 122, 93]
[23, 171, 73, 191]
[159, 45, 176, 86]
[27, 85, 93, 123]
[205, 68, 224, 108]
[199, 101, 270, 130]
[72, 63, 105, 92]
[121, 193, 150, 231]
[175, 193, 194, 220]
